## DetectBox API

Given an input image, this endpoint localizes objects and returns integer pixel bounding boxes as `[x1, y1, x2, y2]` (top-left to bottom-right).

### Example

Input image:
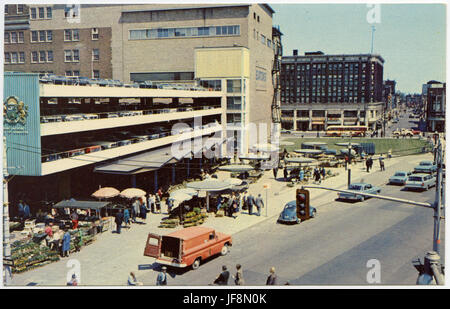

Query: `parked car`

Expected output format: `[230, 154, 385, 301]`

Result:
[144, 226, 232, 270]
[388, 171, 411, 185]
[405, 173, 436, 191]
[277, 200, 316, 224]
[414, 161, 437, 174]
[338, 183, 381, 202]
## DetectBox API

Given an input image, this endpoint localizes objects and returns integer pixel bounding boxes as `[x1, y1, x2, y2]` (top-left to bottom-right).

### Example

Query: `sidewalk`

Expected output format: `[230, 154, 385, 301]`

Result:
[9, 152, 433, 286]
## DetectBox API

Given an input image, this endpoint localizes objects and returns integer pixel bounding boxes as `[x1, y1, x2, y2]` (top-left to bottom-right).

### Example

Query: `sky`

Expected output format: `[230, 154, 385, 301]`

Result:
[271, 3, 447, 94]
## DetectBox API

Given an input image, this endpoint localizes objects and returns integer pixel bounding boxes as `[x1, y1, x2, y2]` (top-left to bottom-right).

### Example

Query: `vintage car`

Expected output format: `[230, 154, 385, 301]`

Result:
[338, 183, 381, 202]
[414, 161, 437, 174]
[405, 174, 436, 191]
[388, 171, 412, 185]
[277, 200, 316, 224]
[144, 226, 232, 270]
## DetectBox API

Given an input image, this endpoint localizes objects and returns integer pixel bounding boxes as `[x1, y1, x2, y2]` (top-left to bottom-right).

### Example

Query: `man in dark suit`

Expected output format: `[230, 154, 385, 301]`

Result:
[255, 194, 264, 216]
[213, 265, 230, 285]
[115, 210, 123, 234]
[247, 193, 255, 215]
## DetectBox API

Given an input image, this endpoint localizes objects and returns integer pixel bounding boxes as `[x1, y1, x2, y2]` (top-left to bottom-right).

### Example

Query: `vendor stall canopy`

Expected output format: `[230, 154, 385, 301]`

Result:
[53, 200, 110, 210]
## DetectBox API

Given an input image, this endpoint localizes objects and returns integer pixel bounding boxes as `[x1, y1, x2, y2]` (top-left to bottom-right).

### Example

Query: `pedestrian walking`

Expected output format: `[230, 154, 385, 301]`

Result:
[247, 193, 254, 215]
[255, 194, 264, 216]
[166, 198, 174, 214]
[344, 155, 349, 171]
[156, 266, 168, 285]
[123, 208, 130, 228]
[273, 167, 278, 179]
[213, 265, 230, 285]
[242, 191, 248, 211]
[61, 229, 71, 257]
[148, 193, 155, 213]
[133, 198, 141, 222]
[155, 193, 161, 214]
[71, 211, 79, 229]
[232, 264, 245, 285]
[283, 167, 288, 182]
[140, 201, 147, 221]
[115, 209, 123, 234]
[266, 267, 277, 285]
[320, 167, 326, 180]
[67, 274, 78, 286]
[365, 158, 370, 173]
[379, 154, 385, 171]
[314, 168, 321, 184]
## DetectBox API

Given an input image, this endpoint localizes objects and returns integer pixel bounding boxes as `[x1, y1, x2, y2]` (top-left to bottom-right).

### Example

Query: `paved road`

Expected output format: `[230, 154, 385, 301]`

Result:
[386, 109, 419, 137]
[142, 163, 444, 286]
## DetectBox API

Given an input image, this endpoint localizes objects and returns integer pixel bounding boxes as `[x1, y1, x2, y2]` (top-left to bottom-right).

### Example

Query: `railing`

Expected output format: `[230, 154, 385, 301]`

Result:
[41, 122, 221, 163]
[40, 105, 221, 123]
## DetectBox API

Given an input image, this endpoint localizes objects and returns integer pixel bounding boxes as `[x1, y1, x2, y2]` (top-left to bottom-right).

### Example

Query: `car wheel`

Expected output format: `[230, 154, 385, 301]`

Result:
[359, 196, 365, 202]
[311, 210, 317, 218]
[296, 218, 301, 224]
[192, 258, 201, 270]
[220, 244, 229, 256]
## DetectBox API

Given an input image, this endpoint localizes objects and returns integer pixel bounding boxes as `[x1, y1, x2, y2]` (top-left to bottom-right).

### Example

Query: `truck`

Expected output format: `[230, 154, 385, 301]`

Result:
[144, 226, 232, 270]
[393, 128, 415, 137]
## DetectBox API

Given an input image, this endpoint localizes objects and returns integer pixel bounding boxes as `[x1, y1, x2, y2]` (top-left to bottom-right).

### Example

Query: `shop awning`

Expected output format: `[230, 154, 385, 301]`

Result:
[54, 200, 110, 210]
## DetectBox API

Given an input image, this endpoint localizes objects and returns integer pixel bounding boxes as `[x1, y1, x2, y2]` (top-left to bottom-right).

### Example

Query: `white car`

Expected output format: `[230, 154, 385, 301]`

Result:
[405, 174, 436, 191]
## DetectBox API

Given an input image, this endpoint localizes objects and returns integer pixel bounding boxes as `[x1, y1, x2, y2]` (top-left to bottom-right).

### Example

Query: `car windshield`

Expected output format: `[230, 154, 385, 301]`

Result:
[349, 185, 362, 190]
[285, 203, 296, 210]
[394, 172, 406, 177]
[420, 162, 432, 166]
[409, 176, 423, 181]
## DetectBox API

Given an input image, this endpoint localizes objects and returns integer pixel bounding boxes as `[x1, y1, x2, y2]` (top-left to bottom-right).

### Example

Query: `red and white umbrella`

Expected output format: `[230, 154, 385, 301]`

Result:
[120, 188, 146, 199]
[92, 187, 120, 199]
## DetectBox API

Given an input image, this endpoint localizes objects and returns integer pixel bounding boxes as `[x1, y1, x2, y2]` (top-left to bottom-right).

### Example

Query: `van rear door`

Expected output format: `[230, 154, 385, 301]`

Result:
[144, 233, 162, 258]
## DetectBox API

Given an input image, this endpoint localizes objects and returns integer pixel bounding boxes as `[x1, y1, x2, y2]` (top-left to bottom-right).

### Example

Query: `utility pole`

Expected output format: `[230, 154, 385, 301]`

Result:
[370, 26, 376, 54]
[3, 136, 12, 285]
[433, 138, 443, 254]
[347, 143, 352, 188]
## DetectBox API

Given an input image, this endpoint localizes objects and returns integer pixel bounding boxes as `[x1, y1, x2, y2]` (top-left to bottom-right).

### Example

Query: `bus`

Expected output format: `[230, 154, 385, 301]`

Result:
[325, 125, 369, 137]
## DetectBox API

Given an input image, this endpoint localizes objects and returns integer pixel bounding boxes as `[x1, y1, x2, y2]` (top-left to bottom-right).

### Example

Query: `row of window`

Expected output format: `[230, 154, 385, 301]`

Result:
[4, 31, 24, 44]
[129, 25, 240, 40]
[30, 6, 52, 19]
[64, 28, 99, 41]
[4, 4, 25, 15]
[253, 29, 273, 49]
[4, 49, 100, 64]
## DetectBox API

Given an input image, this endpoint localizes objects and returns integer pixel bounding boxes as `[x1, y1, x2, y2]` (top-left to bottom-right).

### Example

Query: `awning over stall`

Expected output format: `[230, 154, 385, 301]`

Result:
[53, 200, 110, 210]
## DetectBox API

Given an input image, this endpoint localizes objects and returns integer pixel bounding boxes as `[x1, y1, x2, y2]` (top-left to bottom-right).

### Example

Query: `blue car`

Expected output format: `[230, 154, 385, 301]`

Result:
[414, 161, 437, 174]
[388, 171, 411, 185]
[338, 183, 381, 202]
[278, 200, 317, 224]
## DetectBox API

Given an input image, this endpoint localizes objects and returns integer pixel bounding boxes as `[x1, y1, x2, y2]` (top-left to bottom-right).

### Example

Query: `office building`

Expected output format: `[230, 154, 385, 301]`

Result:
[424, 81, 446, 132]
[280, 50, 384, 131]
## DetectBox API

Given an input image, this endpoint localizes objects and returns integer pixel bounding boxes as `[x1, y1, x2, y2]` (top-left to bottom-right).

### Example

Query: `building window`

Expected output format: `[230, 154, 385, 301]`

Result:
[73, 49, 79, 61]
[46, 7, 52, 18]
[30, 7, 36, 19]
[11, 52, 18, 64]
[64, 30, 71, 41]
[31, 51, 38, 63]
[47, 50, 53, 62]
[17, 4, 24, 14]
[18, 31, 24, 43]
[66, 71, 80, 77]
[4, 32, 10, 44]
[31, 31, 37, 42]
[64, 29, 79, 41]
[11, 32, 17, 43]
[72, 29, 79, 41]
[39, 51, 46, 62]
[19, 52, 25, 63]
[129, 25, 240, 40]
[39, 30, 46, 42]
[92, 70, 100, 78]
[47, 30, 52, 42]
[5, 4, 8, 14]
[92, 49, 99, 61]
[227, 79, 242, 93]
[92, 28, 99, 40]
[64, 50, 72, 62]
[4, 53, 11, 64]
[39, 7, 45, 19]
